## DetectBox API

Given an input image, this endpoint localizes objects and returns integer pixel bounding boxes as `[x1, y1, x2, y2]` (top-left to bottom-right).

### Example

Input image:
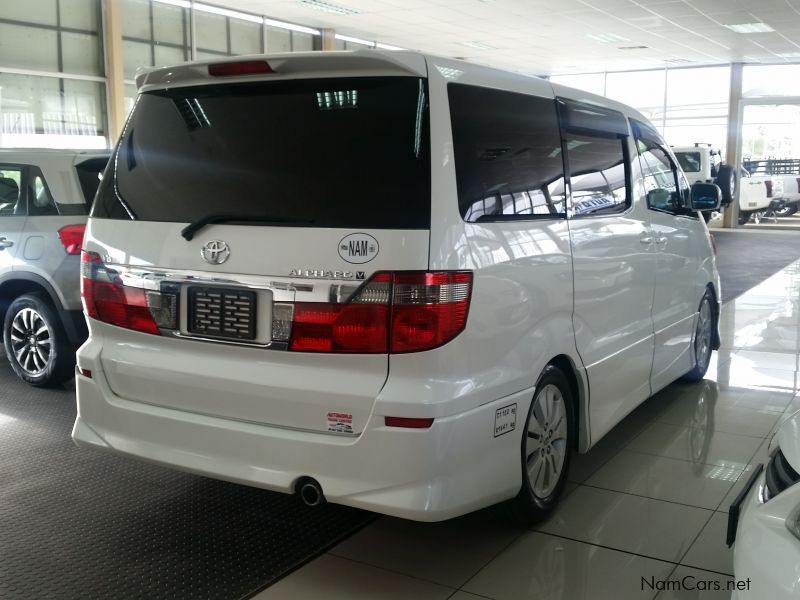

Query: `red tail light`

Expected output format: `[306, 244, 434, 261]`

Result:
[288, 271, 472, 354]
[390, 272, 472, 353]
[208, 61, 273, 77]
[80, 258, 472, 352]
[81, 251, 160, 335]
[289, 303, 390, 353]
[58, 224, 86, 255]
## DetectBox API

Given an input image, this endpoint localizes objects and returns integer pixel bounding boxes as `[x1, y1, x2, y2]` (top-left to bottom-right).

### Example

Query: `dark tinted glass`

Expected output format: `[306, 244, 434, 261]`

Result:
[448, 84, 566, 222]
[566, 134, 630, 217]
[74, 157, 109, 211]
[0, 165, 24, 216]
[93, 77, 430, 229]
[557, 97, 628, 136]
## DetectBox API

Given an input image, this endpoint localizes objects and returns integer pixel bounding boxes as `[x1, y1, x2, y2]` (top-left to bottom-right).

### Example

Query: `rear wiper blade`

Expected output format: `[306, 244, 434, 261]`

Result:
[181, 213, 315, 240]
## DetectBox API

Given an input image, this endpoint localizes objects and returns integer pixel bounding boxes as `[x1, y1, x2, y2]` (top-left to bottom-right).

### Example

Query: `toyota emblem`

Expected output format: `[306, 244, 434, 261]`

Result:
[201, 240, 230, 265]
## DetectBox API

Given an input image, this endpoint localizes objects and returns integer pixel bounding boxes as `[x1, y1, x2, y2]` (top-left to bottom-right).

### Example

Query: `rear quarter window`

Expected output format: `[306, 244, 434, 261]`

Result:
[448, 84, 566, 222]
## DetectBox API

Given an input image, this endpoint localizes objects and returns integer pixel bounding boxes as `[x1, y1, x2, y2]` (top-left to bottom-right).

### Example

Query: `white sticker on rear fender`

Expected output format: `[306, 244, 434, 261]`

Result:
[338, 233, 379, 264]
[494, 404, 517, 437]
[327, 411, 353, 434]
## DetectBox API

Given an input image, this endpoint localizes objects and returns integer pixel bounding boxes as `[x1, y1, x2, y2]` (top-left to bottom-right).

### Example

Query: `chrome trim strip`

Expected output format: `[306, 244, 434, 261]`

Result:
[108, 265, 301, 349]
[109, 264, 305, 303]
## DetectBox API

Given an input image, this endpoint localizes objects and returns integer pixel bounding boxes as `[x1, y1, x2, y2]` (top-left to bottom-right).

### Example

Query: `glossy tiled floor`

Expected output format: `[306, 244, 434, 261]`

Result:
[253, 260, 800, 600]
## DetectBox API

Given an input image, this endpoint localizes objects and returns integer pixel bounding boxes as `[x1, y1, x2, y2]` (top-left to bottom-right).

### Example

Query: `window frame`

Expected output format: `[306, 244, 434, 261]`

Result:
[632, 126, 695, 219]
[0, 163, 65, 218]
[447, 83, 568, 224]
[0, 163, 27, 217]
[27, 167, 60, 217]
[556, 97, 633, 220]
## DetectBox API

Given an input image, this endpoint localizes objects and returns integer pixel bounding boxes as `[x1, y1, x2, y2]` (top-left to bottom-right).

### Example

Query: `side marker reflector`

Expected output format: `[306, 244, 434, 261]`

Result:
[384, 417, 434, 429]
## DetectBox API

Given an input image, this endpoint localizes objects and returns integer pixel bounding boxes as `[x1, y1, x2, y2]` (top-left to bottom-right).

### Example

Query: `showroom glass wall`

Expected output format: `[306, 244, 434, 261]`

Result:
[552, 64, 800, 153]
[741, 64, 800, 161]
[121, 0, 322, 115]
[551, 66, 731, 150]
[0, 0, 107, 148]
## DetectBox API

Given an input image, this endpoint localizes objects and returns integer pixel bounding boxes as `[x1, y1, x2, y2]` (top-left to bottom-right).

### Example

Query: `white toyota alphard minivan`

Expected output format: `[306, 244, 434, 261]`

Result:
[73, 50, 721, 522]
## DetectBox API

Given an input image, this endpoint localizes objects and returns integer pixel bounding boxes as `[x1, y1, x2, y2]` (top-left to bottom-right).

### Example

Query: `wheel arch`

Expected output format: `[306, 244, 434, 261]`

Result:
[0, 272, 83, 345]
[547, 354, 588, 453]
[705, 282, 721, 351]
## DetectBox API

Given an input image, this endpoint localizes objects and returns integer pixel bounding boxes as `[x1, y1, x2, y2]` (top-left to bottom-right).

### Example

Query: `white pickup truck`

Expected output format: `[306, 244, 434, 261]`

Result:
[673, 145, 772, 224]
[743, 159, 800, 217]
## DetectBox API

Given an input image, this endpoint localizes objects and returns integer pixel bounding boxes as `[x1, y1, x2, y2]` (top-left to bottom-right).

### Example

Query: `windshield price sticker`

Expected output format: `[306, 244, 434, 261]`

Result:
[494, 404, 517, 437]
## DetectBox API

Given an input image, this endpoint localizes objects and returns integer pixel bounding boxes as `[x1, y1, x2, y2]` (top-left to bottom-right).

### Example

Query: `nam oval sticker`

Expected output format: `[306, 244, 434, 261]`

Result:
[338, 233, 379, 264]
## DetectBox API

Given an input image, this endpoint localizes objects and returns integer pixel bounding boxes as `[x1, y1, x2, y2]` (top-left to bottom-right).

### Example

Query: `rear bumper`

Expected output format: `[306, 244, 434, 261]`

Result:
[732, 472, 800, 599]
[73, 366, 528, 521]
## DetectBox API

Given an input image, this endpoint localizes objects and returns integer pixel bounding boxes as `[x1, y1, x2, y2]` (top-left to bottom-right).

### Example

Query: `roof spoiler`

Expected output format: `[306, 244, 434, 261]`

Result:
[135, 50, 427, 90]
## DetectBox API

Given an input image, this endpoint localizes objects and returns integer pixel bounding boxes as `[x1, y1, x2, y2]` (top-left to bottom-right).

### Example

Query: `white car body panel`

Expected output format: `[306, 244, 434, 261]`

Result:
[778, 412, 800, 474]
[73, 50, 720, 520]
[733, 410, 800, 599]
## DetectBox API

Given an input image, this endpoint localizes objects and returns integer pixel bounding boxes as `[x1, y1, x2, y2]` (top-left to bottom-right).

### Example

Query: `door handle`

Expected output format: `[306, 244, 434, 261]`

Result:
[639, 233, 653, 244]
[0, 237, 13, 250]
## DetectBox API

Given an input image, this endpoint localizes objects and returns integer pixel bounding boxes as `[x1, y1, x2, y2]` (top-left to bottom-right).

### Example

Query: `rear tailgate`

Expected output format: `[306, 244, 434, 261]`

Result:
[85, 221, 428, 435]
[86, 54, 432, 435]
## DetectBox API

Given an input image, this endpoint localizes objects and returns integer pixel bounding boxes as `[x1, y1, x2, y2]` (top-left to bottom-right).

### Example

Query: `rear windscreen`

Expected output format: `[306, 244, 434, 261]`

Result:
[93, 77, 431, 229]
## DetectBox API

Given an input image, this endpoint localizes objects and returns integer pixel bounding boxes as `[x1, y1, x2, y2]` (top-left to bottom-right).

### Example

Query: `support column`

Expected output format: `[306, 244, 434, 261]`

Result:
[321, 28, 336, 51]
[102, 0, 126, 144]
[722, 63, 744, 228]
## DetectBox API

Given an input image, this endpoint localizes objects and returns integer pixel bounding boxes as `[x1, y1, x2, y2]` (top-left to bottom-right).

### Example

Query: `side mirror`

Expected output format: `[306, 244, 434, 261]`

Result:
[689, 182, 721, 211]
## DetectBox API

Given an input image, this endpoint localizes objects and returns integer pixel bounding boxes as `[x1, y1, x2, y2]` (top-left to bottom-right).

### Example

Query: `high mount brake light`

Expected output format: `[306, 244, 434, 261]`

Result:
[208, 61, 273, 77]
[289, 271, 473, 354]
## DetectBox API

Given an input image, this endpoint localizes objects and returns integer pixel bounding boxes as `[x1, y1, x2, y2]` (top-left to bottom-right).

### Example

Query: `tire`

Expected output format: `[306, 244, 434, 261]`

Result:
[714, 165, 736, 206]
[738, 211, 751, 225]
[776, 204, 798, 217]
[683, 290, 715, 382]
[3, 292, 74, 387]
[504, 364, 574, 525]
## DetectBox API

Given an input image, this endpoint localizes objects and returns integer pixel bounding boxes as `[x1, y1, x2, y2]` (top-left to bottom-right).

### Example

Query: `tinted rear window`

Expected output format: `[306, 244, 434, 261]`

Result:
[448, 84, 566, 222]
[93, 77, 430, 229]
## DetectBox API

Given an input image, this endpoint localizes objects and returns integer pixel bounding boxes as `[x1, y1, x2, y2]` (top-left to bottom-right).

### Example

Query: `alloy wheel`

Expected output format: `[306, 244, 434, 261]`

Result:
[9, 308, 52, 376]
[525, 384, 568, 498]
[694, 297, 712, 373]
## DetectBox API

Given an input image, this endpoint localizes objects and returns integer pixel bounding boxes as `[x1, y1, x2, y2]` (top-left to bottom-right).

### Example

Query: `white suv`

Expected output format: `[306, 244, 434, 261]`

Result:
[72, 51, 722, 522]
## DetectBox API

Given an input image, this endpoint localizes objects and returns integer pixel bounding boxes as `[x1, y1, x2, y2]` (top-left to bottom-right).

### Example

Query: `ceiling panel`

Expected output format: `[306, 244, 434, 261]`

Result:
[212, 0, 800, 74]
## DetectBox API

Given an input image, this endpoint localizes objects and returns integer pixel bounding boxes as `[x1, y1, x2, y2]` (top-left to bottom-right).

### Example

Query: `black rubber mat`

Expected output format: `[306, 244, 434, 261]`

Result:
[712, 230, 800, 302]
[0, 359, 375, 600]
